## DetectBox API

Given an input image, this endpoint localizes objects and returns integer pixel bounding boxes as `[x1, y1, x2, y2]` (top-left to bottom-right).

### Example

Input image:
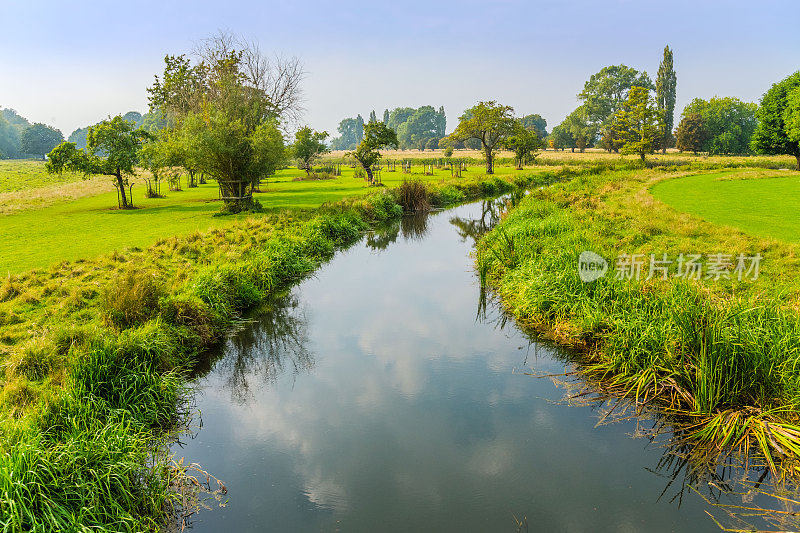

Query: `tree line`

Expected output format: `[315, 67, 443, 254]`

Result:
[330, 106, 446, 151]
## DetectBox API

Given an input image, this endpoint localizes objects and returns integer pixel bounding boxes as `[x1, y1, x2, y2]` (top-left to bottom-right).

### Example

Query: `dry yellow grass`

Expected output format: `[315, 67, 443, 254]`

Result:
[0, 176, 115, 215]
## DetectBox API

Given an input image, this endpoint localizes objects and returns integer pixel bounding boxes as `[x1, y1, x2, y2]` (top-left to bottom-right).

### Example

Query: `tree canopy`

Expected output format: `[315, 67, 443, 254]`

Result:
[46, 116, 149, 208]
[147, 31, 298, 211]
[578, 64, 654, 136]
[751, 71, 800, 169]
[655, 45, 677, 152]
[292, 126, 329, 174]
[675, 113, 709, 154]
[447, 101, 515, 174]
[21, 123, 63, 159]
[348, 122, 398, 183]
[682, 97, 757, 154]
[611, 86, 663, 161]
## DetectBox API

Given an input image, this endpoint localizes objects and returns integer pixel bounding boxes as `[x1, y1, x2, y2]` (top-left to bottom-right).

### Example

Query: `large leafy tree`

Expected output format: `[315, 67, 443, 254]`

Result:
[447, 101, 516, 174]
[683, 97, 757, 155]
[504, 121, 543, 169]
[148, 32, 299, 211]
[519, 114, 547, 139]
[655, 45, 677, 153]
[330, 116, 364, 150]
[549, 124, 573, 151]
[563, 106, 593, 152]
[611, 86, 663, 161]
[751, 71, 800, 169]
[675, 113, 709, 154]
[348, 122, 398, 183]
[46, 116, 149, 208]
[292, 126, 329, 175]
[21, 123, 63, 159]
[578, 65, 654, 140]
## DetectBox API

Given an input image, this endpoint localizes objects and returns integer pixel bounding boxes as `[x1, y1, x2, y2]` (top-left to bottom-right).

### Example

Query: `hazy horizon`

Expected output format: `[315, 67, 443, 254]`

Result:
[2, 0, 797, 138]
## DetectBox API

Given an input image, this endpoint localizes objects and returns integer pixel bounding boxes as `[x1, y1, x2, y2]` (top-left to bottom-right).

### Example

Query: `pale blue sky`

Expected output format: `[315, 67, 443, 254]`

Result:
[1, 0, 797, 137]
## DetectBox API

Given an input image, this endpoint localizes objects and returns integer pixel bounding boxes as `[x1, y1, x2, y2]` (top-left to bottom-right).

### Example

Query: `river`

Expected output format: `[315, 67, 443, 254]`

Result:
[174, 199, 770, 532]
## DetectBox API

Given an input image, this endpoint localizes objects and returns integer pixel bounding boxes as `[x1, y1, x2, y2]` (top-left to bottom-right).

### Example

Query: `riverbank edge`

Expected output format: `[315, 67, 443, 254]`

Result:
[0, 166, 598, 532]
[474, 167, 800, 478]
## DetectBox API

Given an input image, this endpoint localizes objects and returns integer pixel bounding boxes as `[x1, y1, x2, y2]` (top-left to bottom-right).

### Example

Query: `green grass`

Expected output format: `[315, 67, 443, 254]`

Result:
[0, 169, 559, 531]
[475, 166, 800, 474]
[651, 170, 800, 243]
[0, 162, 534, 274]
[0, 160, 90, 193]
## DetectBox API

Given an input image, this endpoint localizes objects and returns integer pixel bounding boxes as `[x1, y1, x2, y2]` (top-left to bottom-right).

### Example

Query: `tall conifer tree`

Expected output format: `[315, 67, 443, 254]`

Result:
[656, 45, 677, 153]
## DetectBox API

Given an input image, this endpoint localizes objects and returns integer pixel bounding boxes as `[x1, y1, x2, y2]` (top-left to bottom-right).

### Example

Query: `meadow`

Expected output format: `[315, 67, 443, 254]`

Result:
[0, 159, 536, 274]
[651, 169, 800, 243]
[2, 150, 800, 530]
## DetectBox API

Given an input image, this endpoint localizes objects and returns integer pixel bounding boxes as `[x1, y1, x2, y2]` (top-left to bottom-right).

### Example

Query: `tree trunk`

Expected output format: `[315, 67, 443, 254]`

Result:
[365, 166, 374, 184]
[639, 152, 646, 162]
[485, 147, 493, 175]
[116, 170, 128, 208]
[795, 154, 800, 171]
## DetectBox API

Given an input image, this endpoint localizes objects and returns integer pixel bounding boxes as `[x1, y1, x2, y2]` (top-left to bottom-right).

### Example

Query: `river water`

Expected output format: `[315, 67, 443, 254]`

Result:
[174, 199, 766, 532]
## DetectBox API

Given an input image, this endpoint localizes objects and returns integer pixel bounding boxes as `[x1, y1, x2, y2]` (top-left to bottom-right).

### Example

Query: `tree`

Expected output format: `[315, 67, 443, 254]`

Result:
[148, 32, 298, 211]
[519, 114, 547, 138]
[656, 45, 677, 153]
[684, 97, 757, 154]
[549, 125, 573, 151]
[122, 111, 144, 127]
[330, 117, 364, 150]
[46, 116, 149, 208]
[611, 86, 663, 161]
[292, 127, 329, 175]
[563, 107, 593, 152]
[751, 71, 800, 170]
[446, 101, 515, 174]
[504, 121, 542, 169]
[348, 122, 398, 184]
[675, 113, 709, 154]
[397, 106, 442, 149]
[382, 109, 390, 125]
[21, 123, 63, 159]
[369, 110, 378, 123]
[579, 65, 654, 138]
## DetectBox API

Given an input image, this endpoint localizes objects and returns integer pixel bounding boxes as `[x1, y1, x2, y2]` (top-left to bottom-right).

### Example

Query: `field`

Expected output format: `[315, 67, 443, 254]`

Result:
[0, 160, 535, 274]
[651, 170, 800, 243]
[2, 151, 800, 530]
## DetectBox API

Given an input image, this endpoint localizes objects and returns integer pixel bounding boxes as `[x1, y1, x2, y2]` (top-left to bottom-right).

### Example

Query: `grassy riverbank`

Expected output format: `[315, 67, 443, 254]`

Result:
[476, 166, 800, 473]
[0, 169, 560, 532]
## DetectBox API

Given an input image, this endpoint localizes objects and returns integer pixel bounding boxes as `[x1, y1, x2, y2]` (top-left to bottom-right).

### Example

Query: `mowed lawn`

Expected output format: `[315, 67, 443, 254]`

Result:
[0, 162, 533, 274]
[651, 170, 800, 243]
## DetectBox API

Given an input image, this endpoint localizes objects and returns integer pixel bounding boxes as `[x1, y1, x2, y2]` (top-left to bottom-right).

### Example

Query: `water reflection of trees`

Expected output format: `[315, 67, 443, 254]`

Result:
[450, 192, 525, 245]
[216, 292, 314, 404]
[366, 212, 431, 251]
[475, 286, 800, 531]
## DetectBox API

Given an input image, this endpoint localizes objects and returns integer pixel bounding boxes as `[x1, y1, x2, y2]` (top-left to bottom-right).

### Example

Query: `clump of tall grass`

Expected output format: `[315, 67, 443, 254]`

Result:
[395, 180, 431, 212]
[102, 270, 166, 330]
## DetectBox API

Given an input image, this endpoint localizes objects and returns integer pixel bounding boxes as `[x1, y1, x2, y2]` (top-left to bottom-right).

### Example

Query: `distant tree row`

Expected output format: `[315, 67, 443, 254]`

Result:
[0, 109, 64, 160]
[330, 106, 446, 150]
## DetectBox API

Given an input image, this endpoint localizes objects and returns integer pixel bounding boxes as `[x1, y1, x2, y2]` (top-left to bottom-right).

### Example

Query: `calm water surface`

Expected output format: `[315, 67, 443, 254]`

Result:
[175, 200, 754, 532]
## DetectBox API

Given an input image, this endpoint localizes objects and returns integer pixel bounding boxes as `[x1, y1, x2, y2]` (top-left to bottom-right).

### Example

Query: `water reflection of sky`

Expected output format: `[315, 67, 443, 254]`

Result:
[177, 202, 733, 532]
